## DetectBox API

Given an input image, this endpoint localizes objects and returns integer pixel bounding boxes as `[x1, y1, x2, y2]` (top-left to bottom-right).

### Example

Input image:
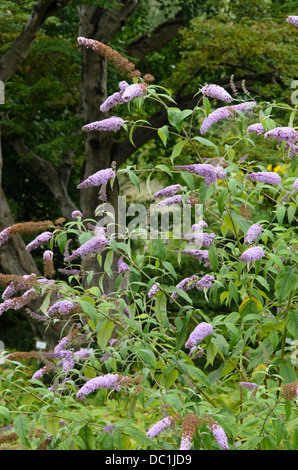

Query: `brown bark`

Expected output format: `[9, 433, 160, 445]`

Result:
[125, 10, 184, 60]
[11, 137, 77, 220]
[0, 0, 66, 83]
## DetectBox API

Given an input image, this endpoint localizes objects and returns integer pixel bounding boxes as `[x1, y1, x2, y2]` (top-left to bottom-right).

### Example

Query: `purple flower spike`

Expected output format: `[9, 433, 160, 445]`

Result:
[71, 210, 83, 219]
[200, 101, 256, 134]
[153, 184, 182, 198]
[77, 168, 115, 189]
[121, 83, 144, 102]
[82, 116, 124, 132]
[148, 282, 161, 299]
[155, 195, 191, 207]
[201, 84, 233, 102]
[25, 232, 52, 252]
[185, 322, 213, 351]
[264, 127, 297, 144]
[286, 16, 298, 27]
[246, 172, 281, 186]
[293, 179, 298, 192]
[247, 123, 264, 135]
[240, 246, 265, 262]
[76, 373, 122, 400]
[245, 223, 263, 244]
[196, 274, 215, 291]
[239, 381, 259, 391]
[146, 416, 173, 438]
[209, 424, 229, 450]
[118, 257, 130, 274]
[179, 435, 193, 450]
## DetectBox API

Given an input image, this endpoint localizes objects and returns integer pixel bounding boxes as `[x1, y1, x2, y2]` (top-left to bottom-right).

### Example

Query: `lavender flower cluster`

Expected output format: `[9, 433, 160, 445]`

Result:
[100, 82, 144, 112]
[240, 246, 265, 262]
[26, 231, 52, 252]
[153, 184, 183, 198]
[148, 282, 161, 299]
[185, 321, 213, 356]
[64, 230, 109, 261]
[155, 195, 191, 207]
[200, 101, 256, 134]
[244, 223, 263, 244]
[146, 416, 173, 438]
[201, 84, 233, 103]
[239, 381, 259, 391]
[174, 163, 226, 187]
[76, 373, 123, 400]
[82, 116, 125, 133]
[77, 168, 115, 200]
[246, 172, 281, 186]
[208, 424, 229, 450]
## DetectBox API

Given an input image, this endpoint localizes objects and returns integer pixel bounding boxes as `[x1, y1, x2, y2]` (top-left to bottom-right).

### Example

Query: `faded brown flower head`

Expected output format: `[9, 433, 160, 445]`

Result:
[281, 381, 298, 401]
[9, 220, 52, 236]
[0, 273, 33, 288]
[181, 413, 200, 439]
[78, 37, 141, 79]
[240, 202, 251, 220]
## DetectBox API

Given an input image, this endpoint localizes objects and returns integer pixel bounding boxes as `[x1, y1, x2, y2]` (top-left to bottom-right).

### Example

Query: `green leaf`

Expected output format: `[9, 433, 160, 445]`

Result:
[208, 242, 219, 272]
[276, 205, 286, 225]
[181, 171, 194, 190]
[97, 321, 114, 351]
[275, 266, 298, 303]
[279, 363, 297, 384]
[154, 164, 173, 178]
[46, 416, 61, 439]
[14, 413, 31, 448]
[286, 310, 298, 338]
[78, 425, 95, 450]
[104, 249, 114, 276]
[0, 406, 11, 422]
[170, 140, 187, 163]
[157, 125, 169, 147]
[138, 349, 156, 370]
[128, 171, 140, 192]
[239, 297, 262, 317]
[193, 136, 219, 155]
[217, 188, 228, 214]
[183, 364, 211, 388]
[78, 299, 99, 324]
[162, 260, 177, 279]
[167, 107, 193, 132]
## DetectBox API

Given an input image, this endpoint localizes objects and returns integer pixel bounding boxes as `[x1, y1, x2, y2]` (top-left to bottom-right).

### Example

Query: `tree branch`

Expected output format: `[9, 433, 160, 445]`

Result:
[125, 10, 184, 60]
[0, 0, 66, 83]
[11, 137, 77, 220]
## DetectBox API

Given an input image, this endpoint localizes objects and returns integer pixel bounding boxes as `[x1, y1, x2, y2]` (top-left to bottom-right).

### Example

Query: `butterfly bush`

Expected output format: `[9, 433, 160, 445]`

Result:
[1, 24, 298, 451]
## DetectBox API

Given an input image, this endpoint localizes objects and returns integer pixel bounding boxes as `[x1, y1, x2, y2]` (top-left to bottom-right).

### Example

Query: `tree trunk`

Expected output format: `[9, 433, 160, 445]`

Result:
[77, 3, 139, 292]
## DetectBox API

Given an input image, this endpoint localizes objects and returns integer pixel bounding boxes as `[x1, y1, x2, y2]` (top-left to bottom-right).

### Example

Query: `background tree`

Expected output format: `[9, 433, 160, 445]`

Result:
[0, 0, 296, 347]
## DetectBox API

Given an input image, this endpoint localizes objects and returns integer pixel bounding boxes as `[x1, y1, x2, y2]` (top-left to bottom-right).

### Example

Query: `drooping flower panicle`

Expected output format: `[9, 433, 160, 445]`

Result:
[146, 416, 174, 438]
[185, 321, 213, 356]
[286, 16, 298, 27]
[200, 101, 256, 134]
[25, 232, 52, 252]
[246, 172, 281, 186]
[240, 246, 265, 262]
[245, 223, 263, 244]
[201, 84, 233, 102]
[82, 116, 124, 133]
